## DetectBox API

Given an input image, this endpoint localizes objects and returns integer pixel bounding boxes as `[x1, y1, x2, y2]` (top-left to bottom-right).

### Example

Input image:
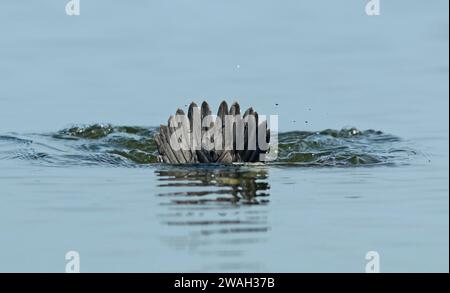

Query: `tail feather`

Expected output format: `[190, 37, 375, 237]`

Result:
[154, 101, 271, 164]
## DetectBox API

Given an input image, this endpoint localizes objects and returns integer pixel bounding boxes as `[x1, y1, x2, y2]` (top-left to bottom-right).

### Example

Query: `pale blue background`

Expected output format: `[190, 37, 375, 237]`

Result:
[0, 0, 448, 272]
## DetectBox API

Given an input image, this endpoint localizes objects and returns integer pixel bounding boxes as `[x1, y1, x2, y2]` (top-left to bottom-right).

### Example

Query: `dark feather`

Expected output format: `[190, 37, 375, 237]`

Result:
[155, 100, 271, 164]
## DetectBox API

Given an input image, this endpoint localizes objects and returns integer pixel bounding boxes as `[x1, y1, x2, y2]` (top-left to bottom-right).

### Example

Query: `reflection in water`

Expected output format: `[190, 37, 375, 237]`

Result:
[155, 165, 271, 271]
[156, 165, 270, 205]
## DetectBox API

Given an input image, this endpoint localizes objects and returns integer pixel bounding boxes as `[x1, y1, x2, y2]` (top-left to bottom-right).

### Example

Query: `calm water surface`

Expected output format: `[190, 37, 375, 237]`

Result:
[0, 1, 448, 272]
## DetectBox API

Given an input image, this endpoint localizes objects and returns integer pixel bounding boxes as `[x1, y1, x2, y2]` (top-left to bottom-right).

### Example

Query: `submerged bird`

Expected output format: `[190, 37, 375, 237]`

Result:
[154, 101, 271, 164]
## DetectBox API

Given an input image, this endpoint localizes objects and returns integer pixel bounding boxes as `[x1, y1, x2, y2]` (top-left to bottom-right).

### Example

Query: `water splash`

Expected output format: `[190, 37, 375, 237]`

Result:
[276, 128, 414, 166]
[0, 124, 416, 167]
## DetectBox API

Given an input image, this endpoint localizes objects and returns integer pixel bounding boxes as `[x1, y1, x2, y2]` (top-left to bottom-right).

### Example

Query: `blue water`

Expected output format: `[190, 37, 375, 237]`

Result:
[0, 0, 448, 272]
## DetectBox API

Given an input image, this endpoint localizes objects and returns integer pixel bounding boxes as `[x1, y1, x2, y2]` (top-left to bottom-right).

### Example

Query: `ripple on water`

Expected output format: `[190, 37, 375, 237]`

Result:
[0, 126, 420, 271]
[0, 124, 415, 167]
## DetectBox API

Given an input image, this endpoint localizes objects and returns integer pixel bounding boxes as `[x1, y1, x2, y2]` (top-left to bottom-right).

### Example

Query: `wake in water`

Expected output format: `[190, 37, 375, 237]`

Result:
[0, 124, 416, 168]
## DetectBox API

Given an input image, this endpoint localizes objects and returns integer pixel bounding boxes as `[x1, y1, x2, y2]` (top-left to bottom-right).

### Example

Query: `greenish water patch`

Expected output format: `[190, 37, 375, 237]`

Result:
[276, 128, 414, 166]
[0, 124, 415, 167]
